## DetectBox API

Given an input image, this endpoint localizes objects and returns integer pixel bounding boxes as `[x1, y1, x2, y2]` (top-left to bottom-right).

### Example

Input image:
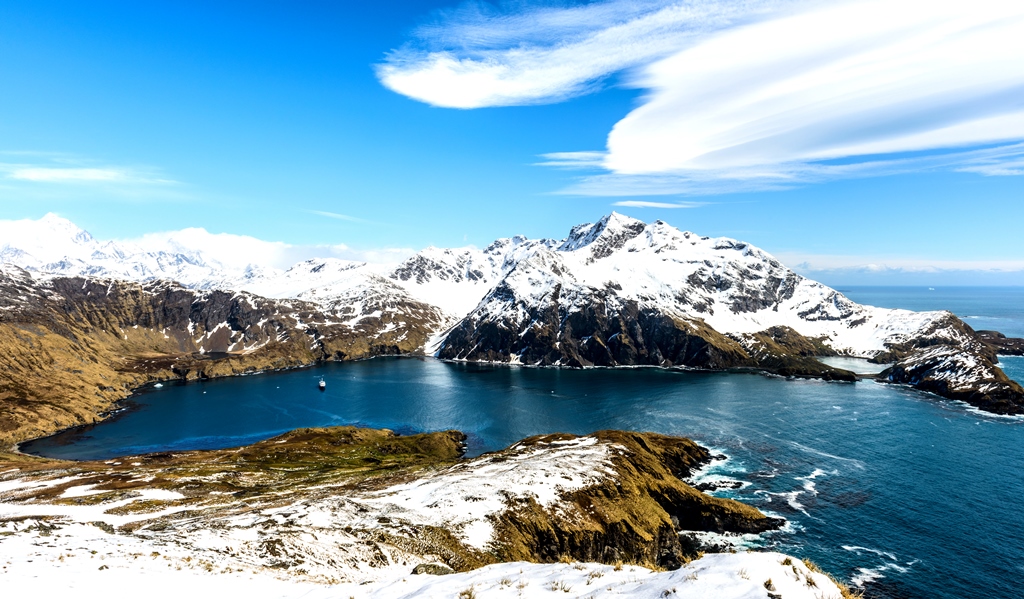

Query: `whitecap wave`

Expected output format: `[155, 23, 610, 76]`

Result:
[843, 545, 918, 587]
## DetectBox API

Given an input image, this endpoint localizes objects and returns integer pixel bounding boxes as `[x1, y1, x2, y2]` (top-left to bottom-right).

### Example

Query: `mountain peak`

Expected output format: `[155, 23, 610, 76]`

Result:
[38, 212, 94, 243]
[558, 212, 647, 256]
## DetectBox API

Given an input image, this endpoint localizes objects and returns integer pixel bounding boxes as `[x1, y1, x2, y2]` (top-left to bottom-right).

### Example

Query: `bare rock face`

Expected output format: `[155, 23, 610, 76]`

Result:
[490, 431, 782, 570]
[977, 330, 1024, 356]
[882, 346, 1024, 415]
[437, 258, 857, 380]
[438, 287, 754, 370]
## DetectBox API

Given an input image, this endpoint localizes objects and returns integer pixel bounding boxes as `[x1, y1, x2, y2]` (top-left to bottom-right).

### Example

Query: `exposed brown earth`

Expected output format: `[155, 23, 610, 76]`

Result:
[492, 431, 782, 570]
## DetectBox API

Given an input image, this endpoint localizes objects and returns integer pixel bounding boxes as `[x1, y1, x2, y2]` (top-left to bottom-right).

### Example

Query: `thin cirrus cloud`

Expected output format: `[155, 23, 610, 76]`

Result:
[776, 251, 1024, 285]
[378, 0, 787, 109]
[9, 167, 134, 183]
[306, 210, 373, 224]
[611, 200, 707, 209]
[0, 157, 181, 200]
[379, 0, 1024, 194]
[2, 163, 175, 186]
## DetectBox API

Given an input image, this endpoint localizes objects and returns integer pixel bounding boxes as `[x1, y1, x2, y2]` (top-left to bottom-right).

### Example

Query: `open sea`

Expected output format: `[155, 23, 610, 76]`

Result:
[21, 287, 1024, 599]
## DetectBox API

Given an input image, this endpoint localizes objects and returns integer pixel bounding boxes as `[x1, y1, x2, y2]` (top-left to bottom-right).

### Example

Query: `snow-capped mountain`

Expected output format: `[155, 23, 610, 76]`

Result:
[0, 212, 957, 357]
[437, 212, 946, 363]
[0, 213, 250, 288]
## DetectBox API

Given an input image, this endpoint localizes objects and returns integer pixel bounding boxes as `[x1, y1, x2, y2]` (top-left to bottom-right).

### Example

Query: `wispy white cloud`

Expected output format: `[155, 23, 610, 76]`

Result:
[378, 0, 786, 109]
[7, 166, 172, 184]
[535, 151, 607, 168]
[611, 200, 706, 208]
[382, 0, 1024, 193]
[306, 210, 370, 223]
[10, 167, 119, 182]
[604, 0, 1024, 177]
[0, 154, 181, 199]
[558, 143, 1024, 195]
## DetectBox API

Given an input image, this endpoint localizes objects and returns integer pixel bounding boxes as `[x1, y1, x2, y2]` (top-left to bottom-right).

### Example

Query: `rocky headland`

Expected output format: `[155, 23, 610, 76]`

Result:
[0, 426, 855, 598]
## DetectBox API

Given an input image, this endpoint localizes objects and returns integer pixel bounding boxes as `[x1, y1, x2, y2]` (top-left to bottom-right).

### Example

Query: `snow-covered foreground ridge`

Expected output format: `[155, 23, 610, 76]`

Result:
[0, 538, 846, 599]
[0, 428, 844, 598]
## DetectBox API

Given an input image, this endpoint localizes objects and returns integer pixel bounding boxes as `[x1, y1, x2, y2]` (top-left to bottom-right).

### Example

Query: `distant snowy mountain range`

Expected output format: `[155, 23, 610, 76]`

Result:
[0, 212, 942, 357]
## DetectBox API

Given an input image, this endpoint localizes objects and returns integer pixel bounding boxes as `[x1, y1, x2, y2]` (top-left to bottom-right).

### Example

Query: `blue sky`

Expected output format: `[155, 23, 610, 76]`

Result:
[1, 0, 1023, 284]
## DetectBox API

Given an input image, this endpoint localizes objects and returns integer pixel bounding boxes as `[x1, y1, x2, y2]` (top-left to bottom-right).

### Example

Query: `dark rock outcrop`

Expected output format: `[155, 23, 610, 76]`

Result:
[978, 330, 1024, 356]
[439, 292, 856, 381]
[877, 316, 1024, 415]
[491, 431, 783, 570]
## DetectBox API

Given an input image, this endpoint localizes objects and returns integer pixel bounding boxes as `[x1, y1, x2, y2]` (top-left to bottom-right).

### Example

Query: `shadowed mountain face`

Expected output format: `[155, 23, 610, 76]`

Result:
[1, 214, 1022, 447]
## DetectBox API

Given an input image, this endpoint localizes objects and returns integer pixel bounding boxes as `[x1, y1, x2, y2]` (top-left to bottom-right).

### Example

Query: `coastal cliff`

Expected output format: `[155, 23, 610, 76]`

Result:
[0, 427, 855, 598]
[875, 314, 1024, 415]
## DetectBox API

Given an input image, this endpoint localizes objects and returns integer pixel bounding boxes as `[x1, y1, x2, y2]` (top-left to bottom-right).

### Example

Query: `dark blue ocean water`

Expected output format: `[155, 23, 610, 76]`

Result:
[839, 286, 1024, 339]
[21, 288, 1024, 599]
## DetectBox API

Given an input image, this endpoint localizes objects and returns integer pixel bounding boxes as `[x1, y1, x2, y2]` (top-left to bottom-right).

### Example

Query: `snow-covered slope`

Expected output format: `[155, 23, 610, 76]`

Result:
[0, 535, 847, 599]
[0, 213, 265, 289]
[387, 236, 557, 317]
[0, 430, 843, 598]
[439, 213, 946, 360]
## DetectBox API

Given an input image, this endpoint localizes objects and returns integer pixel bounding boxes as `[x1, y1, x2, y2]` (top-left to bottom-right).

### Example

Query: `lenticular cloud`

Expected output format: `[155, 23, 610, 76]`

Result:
[379, 0, 1024, 191]
[605, 0, 1024, 175]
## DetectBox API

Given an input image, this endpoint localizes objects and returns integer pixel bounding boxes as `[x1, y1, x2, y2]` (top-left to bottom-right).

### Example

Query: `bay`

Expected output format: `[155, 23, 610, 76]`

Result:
[22, 357, 1024, 599]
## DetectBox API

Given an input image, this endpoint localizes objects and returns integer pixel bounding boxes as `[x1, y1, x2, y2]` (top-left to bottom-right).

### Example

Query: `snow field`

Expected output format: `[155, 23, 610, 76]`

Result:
[0, 519, 843, 599]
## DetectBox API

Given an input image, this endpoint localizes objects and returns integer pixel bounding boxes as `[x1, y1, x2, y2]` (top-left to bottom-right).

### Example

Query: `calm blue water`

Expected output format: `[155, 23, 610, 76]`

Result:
[20, 287, 1024, 599]
[22, 359, 1024, 599]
